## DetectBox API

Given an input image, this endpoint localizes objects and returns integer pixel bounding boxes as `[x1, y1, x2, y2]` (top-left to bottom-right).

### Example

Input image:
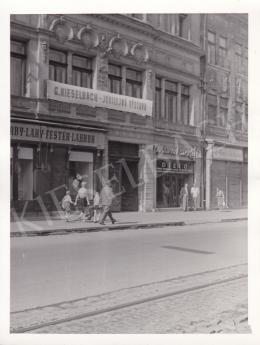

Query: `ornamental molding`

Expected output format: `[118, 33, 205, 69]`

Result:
[130, 43, 149, 63]
[49, 16, 74, 43]
[106, 34, 128, 58]
[77, 25, 99, 49]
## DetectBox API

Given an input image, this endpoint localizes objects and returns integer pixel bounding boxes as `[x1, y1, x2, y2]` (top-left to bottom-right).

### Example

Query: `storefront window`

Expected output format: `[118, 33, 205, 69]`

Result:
[108, 64, 122, 94]
[69, 151, 94, 199]
[49, 49, 67, 83]
[11, 40, 26, 96]
[126, 68, 142, 98]
[18, 147, 33, 200]
[72, 55, 92, 88]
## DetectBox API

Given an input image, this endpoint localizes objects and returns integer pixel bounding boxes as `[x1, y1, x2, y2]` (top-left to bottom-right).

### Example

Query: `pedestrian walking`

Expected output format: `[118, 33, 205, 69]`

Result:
[181, 183, 189, 211]
[61, 190, 75, 221]
[75, 181, 90, 221]
[93, 190, 101, 223]
[191, 183, 200, 211]
[216, 187, 225, 210]
[99, 181, 117, 225]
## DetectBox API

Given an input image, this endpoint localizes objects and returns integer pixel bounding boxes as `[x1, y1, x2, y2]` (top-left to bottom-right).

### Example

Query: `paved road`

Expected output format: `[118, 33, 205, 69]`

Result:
[11, 221, 247, 312]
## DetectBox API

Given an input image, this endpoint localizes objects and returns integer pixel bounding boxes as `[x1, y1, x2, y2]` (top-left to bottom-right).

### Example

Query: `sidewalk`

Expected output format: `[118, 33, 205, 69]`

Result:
[10, 208, 248, 237]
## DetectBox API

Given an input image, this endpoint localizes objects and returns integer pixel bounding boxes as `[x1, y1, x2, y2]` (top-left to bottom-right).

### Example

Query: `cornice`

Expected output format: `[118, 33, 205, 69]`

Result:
[78, 14, 204, 57]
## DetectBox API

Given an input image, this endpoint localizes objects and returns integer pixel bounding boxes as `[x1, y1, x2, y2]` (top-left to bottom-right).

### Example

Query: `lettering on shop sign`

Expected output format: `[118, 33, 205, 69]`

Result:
[11, 123, 104, 148]
[157, 160, 193, 173]
[47, 80, 153, 117]
[153, 144, 201, 160]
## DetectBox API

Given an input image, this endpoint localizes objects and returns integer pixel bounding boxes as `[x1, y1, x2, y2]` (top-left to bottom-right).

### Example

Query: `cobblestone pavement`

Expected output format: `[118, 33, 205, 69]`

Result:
[11, 264, 249, 334]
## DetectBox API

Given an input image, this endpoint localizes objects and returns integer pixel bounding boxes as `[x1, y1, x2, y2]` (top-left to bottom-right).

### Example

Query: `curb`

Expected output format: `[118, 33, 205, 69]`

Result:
[10, 217, 247, 237]
[11, 221, 185, 237]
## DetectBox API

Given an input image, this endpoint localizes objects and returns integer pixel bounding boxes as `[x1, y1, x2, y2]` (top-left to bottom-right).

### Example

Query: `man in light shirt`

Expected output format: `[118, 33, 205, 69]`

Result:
[191, 183, 200, 211]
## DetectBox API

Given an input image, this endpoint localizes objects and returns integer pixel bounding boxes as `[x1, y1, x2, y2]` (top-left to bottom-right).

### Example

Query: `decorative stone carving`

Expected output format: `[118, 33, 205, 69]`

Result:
[96, 55, 108, 91]
[221, 73, 229, 94]
[107, 34, 128, 58]
[49, 16, 73, 43]
[77, 25, 99, 49]
[40, 40, 48, 64]
[130, 43, 149, 63]
[206, 69, 217, 90]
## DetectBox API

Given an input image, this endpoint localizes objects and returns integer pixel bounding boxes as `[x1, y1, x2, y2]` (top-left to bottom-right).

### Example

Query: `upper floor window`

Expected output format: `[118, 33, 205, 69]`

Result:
[178, 14, 189, 39]
[155, 77, 162, 117]
[235, 43, 243, 73]
[207, 93, 217, 126]
[126, 68, 142, 98]
[208, 31, 216, 65]
[181, 85, 189, 125]
[11, 40, 26, 96]
[161, 14, 174, 34]
[165, 80, 177, 122]
[108, 64, 122, 94]
[245, 47, 248, 75]
[219, 97, 228, 127]
[72, 55, 92, 88]
[235, 102, 243, 130]
[218, 36, 227, 67]
[49, 49, 67, 83]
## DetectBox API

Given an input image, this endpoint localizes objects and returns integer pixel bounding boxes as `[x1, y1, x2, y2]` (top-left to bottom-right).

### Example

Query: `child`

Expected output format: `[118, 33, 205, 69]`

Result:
[93, 191, 101, 223]
[75, 182, 89, 221]
[61, 191, 75, 221]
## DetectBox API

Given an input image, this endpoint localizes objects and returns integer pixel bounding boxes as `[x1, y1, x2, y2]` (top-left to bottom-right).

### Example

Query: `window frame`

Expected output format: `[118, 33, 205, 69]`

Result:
[164, 80, 177, 123]
[72, 54, 93, 88]
[126, 68, 143, 99]
[218, 36, 227, 67]
[108, 63, 122, 95]
[207, 31, 216, 65]
[49, 48, 67, 84]
[11, 39, 26, 96]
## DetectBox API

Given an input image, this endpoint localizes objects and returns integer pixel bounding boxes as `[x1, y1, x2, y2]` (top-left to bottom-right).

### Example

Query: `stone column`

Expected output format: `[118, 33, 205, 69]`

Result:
[161, 78, 165, 119]
[142, 68, 154, 101]
[92, 53, 108, 91]
[26, 35, 49, 114]
[177, 82, 182, 123]
[138, 144, 156, 212]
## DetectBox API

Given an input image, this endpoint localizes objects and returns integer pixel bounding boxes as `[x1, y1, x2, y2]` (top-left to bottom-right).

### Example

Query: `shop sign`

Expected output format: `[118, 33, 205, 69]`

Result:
[157, 160, 193, 173]
[213, 146, 243, 162]
[47, 80, 153, 117]
[153, 144, 201, 160]
[11, 122, 105, 149]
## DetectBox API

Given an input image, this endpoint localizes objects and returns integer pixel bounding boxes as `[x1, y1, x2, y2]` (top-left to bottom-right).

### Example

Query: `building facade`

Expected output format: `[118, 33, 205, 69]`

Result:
[10, 14, 247, 214]
[202, 14, 248, 209]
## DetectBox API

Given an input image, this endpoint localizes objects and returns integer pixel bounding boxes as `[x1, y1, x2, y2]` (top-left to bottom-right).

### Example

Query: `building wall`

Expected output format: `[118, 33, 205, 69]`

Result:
[203, 14, 248, 209]
[10, 14, 247, 213]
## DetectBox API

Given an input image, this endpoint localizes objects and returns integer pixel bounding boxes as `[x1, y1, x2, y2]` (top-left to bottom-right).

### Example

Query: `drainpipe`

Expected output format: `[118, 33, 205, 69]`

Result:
[200, 14, 207, 210]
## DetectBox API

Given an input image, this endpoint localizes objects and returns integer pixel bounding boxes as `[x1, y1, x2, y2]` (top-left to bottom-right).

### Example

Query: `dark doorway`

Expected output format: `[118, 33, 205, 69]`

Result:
[156, 173, 190, 208]
[121, 160, 139, 211]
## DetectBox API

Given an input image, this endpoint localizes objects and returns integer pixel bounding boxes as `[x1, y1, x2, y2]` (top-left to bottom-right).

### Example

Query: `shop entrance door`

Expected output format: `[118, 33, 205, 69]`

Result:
[156, 173, 187, 208]
[121, 160, 139, 211]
